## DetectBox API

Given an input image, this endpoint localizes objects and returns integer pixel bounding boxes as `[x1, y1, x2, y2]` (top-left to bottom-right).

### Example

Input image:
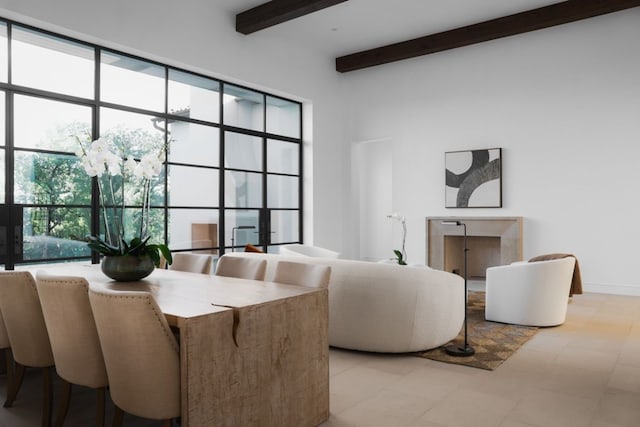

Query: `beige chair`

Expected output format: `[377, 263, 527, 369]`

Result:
[0, 311, 14, 407]
[215, 255, 267, 280]
[273, 261, 331, 288]
[88, 287, 180, 427]
[169, 253, 213, 274]
[0, 271, 54, 427]
[485, 257, 576, 326]
[36, 273, 109, 427]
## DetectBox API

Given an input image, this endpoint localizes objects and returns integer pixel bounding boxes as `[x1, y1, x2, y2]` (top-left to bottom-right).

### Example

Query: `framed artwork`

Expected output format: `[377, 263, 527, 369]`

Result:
[445, 148, 502, 208]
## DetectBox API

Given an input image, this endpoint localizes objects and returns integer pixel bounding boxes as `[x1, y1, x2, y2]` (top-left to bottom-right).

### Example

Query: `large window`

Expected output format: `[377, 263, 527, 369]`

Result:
[0, 19, 303, 268]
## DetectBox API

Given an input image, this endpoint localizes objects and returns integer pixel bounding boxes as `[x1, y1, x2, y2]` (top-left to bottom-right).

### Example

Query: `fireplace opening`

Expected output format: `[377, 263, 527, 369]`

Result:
[443, 236, 501, 280]
[426, 217, 523, 278]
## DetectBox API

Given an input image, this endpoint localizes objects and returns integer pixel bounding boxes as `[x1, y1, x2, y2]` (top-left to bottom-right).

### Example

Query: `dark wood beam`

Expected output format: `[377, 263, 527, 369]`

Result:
[336, 0, 640, 73]
[237, 0, 348, 35]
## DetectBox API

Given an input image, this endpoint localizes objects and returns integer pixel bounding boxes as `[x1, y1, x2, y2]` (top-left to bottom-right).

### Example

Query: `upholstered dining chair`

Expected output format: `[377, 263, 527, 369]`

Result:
[215, 255, 267, 280]
[273, 261, 332, 289]
[0, 310, 14, 406]
[36, 273, 109, 427]
[169, 253, 213, 274]
[0, 271, 54, 427]
[88, 287, 180, 427]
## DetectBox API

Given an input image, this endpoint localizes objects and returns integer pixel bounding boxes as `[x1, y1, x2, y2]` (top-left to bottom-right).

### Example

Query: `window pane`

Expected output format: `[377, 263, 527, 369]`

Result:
[224, 132, 261, 171]
[223, 84, 264, 131]
[168, 165, 218, 207]
[266, 96, 300, 138]
[169, 121, 219, 167]
[270, 210, 299, 244]
[145, 207, 165, 245]
[23, 207, 92, 260]
[267, 139, 299, 175]
[168, 208, 219, 251]
[224, 209, 259, 248]
[14, 95, 91, 151]
[225, 171, 262, 208]
[0, 22, 7, 83]
[168, 70, 220, 123]
[101, 51, 164, 112]
[14, 152, 91, 204]
[12, 26, 94, 98]
[0, 91, 4, 146]
[100, 207, 165, 245]
[267, 175, 298, 209]
[100, 107, 165, 159]
[0, 149, 5, 203]
[0, 92, 3, 202]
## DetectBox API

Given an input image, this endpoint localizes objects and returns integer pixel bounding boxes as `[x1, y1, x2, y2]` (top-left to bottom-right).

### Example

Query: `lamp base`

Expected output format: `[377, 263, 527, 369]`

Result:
[444, 343, 475, 357]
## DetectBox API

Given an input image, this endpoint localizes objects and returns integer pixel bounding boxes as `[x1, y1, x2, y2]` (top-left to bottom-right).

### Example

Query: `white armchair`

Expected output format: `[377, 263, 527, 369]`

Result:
[485, 257, 576, 327]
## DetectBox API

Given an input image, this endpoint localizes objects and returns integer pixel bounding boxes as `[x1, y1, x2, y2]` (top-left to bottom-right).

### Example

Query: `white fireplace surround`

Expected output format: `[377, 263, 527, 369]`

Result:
[426, 217, 523, 278]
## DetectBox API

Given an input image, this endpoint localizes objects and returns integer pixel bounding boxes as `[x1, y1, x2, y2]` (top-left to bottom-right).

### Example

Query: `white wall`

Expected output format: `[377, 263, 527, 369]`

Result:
[0, 0, 346, 253]
[341, 9, 640, 295]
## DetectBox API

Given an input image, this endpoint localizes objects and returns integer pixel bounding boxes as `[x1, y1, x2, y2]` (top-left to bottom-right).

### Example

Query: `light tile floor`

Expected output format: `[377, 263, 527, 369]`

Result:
[0, 292, 638, 426]
[323, 292, 640, 427]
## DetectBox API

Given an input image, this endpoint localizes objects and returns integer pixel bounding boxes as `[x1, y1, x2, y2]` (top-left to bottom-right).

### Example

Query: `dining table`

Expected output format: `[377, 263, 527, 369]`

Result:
[25, 262, 329, 427]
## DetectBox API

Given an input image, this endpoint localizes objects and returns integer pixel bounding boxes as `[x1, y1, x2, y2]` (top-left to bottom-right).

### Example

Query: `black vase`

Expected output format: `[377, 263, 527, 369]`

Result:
[101, 255, 155, 282]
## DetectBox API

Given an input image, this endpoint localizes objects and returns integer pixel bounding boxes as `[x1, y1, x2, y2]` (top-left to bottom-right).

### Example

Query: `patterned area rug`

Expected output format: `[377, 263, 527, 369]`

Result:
[415, 291, 538, 370]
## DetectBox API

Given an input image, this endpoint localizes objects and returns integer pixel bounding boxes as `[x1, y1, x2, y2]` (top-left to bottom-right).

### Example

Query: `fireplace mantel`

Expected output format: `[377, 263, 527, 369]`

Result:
[426, 217, 523, 275]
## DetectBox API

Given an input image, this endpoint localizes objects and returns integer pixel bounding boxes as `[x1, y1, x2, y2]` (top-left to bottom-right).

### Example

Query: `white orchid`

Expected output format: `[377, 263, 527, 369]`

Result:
[79, 155, 104, 177]
[124, 157, 137, 174]
[104, 152, 122, 176]
[75, 134, 167, 260]
[137, 153, 163, 179]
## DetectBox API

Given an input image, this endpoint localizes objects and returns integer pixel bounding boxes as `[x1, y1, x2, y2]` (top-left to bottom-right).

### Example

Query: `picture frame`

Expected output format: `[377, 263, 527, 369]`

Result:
[445, 148, 502, 208]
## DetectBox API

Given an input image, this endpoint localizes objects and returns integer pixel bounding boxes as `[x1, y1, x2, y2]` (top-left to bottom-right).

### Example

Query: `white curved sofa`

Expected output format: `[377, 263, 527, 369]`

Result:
[279, 244, 340, 259]
[485, 257, 576, 327]
[225, 252, 464, 353]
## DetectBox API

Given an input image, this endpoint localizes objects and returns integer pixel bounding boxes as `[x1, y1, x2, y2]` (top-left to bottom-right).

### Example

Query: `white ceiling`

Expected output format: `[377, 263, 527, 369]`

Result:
[217, 0, 562, 57]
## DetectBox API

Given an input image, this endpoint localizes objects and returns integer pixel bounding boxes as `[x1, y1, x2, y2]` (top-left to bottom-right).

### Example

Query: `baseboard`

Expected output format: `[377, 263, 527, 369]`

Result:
[583, 283, 640, 297]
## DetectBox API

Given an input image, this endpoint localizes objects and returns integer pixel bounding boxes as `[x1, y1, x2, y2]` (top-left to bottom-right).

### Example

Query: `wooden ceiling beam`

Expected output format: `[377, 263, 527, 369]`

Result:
[336, 0, 640, 73]
[237, 0, 348, 35]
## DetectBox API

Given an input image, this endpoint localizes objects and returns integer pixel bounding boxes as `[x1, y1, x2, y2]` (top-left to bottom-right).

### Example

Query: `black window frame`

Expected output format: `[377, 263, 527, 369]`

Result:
[0, 17, 303, 269]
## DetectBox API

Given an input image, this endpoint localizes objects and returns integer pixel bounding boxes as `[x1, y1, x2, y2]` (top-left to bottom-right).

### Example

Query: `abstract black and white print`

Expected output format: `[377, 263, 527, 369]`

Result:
[445, 148, 502, 208]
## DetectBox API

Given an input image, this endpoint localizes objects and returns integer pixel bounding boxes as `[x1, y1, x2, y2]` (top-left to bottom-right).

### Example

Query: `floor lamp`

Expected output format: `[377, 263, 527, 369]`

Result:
[231, 225, 256, 252]
[441, 220, 475, 357]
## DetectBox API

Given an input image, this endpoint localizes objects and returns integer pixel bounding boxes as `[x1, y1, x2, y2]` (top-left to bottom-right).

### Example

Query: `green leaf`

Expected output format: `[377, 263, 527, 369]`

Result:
[158, 245, 172, 265]
[87, 235, 121, 256]
[392, 249, 407, 266]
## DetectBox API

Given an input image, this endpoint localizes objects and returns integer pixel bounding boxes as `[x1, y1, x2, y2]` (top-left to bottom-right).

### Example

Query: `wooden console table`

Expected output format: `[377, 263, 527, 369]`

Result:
[28, 263, 329, 427]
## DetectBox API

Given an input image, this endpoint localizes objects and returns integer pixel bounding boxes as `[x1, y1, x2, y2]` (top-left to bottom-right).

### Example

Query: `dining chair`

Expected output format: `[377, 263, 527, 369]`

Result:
[273, 261, 332, 288]
[88, 287, 180, 427]
[169, 253, 213, 274]
[0, 310, 15, 407]
[0, 271, 54, 427]
[215, 255, 267, 280]
[36, 273, 109, 427]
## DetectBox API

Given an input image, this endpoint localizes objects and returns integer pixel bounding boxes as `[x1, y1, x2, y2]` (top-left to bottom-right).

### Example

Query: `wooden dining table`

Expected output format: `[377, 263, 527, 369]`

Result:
[26, 262, 330, 427]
